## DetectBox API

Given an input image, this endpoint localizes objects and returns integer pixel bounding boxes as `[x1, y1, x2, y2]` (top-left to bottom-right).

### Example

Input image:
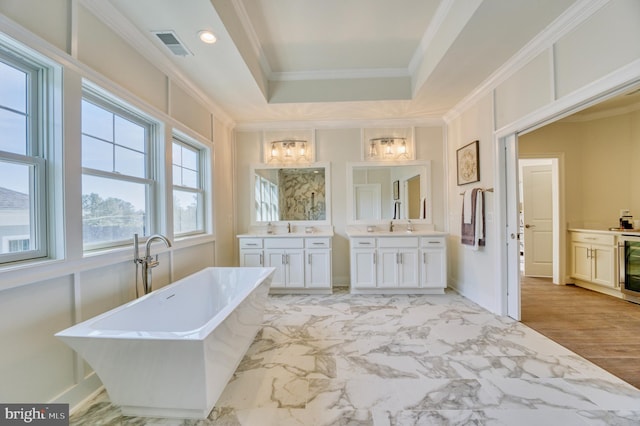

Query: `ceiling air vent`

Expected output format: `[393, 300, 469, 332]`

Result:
[152, 30, 192, 57]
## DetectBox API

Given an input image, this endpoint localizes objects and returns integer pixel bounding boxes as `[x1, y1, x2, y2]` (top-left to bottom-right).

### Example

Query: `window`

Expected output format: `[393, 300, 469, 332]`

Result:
[81, 90, 156, 249]
[172, 137, 204, 235]
[0, 51, 48, 264]
[255, 175, 278, 222]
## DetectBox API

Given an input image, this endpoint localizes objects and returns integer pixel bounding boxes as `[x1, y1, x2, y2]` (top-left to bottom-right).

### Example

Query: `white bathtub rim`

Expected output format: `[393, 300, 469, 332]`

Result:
[56, 267, 275, 341]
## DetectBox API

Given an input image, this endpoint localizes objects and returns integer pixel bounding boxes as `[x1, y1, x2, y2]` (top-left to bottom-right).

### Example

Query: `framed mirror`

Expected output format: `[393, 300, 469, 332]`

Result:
[347, 161, 431, 224]
[250, 162, 331, 224]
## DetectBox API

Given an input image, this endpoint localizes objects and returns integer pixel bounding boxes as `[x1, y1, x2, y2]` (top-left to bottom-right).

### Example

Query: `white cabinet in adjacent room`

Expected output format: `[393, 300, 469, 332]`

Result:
[569, 231, 616, 289]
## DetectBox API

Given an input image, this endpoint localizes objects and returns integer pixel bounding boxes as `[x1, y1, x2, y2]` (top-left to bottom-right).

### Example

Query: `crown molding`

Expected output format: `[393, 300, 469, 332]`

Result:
[270, 67, 409, 82]
[234, 116, 444, 132]
[408, 0, 455, 78]
[80, 0, 235, 128]
[229, 0, 273, 79]
[443, 0, 610, 124]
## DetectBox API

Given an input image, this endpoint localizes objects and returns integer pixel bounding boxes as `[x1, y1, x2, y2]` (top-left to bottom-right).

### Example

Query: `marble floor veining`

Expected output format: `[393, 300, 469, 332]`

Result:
[70, 289, 640, 425]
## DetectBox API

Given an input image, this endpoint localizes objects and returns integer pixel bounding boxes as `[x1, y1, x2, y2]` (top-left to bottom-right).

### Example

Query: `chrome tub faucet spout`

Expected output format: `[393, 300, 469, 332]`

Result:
[134, 234, 172, 297]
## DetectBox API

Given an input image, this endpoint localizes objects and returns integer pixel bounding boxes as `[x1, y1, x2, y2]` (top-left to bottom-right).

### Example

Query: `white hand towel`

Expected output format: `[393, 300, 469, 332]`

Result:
[463, 190, 473, 224]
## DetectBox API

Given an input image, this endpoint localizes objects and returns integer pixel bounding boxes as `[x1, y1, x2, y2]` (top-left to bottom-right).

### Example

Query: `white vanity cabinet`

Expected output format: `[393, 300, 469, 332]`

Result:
[238, 235, 332, 293]
[570, 231, 616, 288]
[350, 238, 377, 288]
[264, 238, 305, 289]
[377, 237, 420, 288]
[305, 238, 332, 288]
[349, 233, 447, 294]
[238, 238, 264, 267]
[420, 237, 447, 288]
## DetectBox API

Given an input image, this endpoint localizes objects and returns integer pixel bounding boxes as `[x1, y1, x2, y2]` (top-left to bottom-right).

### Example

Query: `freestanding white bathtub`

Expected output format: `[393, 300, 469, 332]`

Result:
[56, 267, 275, 419]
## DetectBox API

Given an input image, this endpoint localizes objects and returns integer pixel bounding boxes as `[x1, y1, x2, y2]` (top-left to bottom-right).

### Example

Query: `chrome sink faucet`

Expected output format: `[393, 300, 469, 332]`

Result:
[134, 234, 172, 297]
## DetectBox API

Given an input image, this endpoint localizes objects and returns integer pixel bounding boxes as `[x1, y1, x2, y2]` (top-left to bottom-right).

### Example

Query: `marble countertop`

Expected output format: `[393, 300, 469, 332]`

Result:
[237, 231, 334, 238]
[346, 230, 448, 237]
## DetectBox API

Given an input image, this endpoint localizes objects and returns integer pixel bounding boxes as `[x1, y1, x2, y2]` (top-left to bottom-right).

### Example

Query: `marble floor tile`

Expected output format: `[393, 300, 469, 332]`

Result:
[70, 289, 640, 425]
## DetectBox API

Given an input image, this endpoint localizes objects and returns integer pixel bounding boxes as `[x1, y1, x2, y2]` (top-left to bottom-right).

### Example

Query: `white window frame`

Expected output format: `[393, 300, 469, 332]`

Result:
[0, 47, 50, 265]
[255, 175, 278, 222]
[172, 135, 206, 237]
[81, 87, 158, 251]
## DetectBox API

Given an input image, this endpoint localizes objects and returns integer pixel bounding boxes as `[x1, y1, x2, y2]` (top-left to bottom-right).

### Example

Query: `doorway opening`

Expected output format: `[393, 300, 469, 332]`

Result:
[502, 81, 640, 321]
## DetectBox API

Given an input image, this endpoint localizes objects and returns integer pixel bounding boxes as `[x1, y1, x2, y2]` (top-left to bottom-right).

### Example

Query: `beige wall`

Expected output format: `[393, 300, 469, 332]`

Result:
[0, 2, 234, 408]
[520, 110, 640, 229]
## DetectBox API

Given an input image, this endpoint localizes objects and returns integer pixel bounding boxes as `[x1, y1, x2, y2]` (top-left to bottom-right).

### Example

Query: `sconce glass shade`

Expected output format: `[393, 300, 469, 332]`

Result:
[366, 137, 412, 161]
[266, 139, 311, 164]
[383, 140, 394, 157]
[368, 141, 377, 158]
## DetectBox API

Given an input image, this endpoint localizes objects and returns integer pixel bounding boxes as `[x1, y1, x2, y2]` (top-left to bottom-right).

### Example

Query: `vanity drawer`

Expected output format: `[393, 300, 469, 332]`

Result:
[305, 238, 331, 248]
[239, 238, 263, 249]
[571, 232, 614, 245]
[421, 237, 445, 248]
[377, 237, 419, 248]
[264, 238, 304, 249]
[351, 238, 376, 248]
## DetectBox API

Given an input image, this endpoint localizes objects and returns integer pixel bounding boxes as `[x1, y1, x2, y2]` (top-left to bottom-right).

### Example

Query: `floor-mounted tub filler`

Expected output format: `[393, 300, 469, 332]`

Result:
[56, 267, 275, 419]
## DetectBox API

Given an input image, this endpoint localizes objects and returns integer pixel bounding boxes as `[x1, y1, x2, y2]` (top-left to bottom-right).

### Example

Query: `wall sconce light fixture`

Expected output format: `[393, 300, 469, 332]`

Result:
[268, 139, 309, 163]
[368, 137, 410, 160]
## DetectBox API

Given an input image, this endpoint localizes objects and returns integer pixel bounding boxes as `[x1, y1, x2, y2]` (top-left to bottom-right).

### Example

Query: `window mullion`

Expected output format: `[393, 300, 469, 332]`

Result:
[82, 167, 153, 186]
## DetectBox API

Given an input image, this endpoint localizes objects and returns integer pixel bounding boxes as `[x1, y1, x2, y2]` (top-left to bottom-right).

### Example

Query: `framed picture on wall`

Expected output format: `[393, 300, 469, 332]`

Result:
[457, 140, 480, 185]
[393, 180, 400, 200]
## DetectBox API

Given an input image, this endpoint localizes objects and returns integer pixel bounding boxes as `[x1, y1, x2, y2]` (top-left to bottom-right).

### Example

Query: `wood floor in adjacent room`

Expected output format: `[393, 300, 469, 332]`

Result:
[521, 276, 640, 389]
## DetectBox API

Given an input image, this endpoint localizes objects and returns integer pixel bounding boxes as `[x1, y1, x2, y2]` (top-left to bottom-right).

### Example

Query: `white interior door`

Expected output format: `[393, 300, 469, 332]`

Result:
[522, 164, 553, 277]
[354, 184, 381, 220]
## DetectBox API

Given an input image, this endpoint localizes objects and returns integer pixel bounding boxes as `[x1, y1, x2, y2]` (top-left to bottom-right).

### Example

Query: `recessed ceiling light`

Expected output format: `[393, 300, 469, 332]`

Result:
[198, 30, 217, 44]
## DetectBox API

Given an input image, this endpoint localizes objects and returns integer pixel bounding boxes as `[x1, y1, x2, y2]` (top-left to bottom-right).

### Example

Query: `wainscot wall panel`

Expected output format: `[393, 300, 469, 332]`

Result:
[170, 81, 213, 140]
[78, 261, 137, 322]
[0, 275, 75, 403]
[495, 51, 553, 129]
[173, 242, 215, 281]
[0, 0, 69, 52]
[554, 0, 640, 99]
[214, 119, 234, 268]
